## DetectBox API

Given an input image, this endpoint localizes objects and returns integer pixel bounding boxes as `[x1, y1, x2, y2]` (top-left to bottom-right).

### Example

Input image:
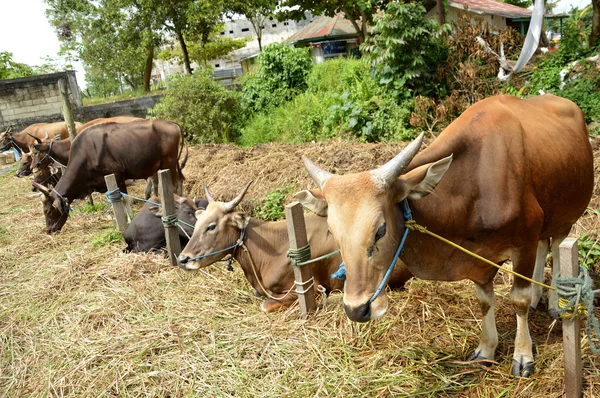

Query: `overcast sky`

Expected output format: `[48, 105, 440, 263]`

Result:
[0, 0, 593, 86]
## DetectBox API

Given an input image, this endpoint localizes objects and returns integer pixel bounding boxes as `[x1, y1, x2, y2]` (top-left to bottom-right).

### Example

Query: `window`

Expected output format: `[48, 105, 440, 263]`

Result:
[283, 22, 289, 26]
[220, 31, 225, 35]
[272, 23, 277, 28]
[229, 30, 234, 34]
[215, 64, 220, 68]
[241, 28, 250, 32]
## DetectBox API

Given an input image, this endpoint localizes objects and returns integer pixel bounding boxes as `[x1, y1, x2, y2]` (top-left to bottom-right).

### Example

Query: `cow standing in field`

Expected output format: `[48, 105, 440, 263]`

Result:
[33, 119, 186, 233]
[0, 121, 81, 153]
[296, 94, 593, 377]
[177, 182, 413, 313]
[124, 195, 208, 253]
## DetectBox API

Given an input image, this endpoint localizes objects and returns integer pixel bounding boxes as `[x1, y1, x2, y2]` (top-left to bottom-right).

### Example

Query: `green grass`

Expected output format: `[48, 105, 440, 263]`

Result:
[90, 229, 125, 248]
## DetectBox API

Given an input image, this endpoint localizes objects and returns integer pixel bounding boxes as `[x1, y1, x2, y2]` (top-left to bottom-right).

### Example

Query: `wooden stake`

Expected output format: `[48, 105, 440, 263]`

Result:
[158, 169, 181, 266]
[58, 78, 77, 141]
[560, 237, 583, 398]
[285, 202, 317, 319]
[104, 174, 129, 234]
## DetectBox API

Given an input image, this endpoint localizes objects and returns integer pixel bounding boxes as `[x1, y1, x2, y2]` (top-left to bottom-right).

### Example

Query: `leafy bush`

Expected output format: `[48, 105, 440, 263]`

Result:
[242, 43, 313, 114]
[361, 2, 450, 100]
[579, 230, 600, 269]
[148, 70, 242, 144]
[253, 186, 291, 221]
[91, 230, 124, 248]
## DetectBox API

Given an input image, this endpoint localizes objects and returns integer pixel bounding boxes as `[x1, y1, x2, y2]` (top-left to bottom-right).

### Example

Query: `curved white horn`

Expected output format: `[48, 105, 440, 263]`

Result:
[302, 156, 332, 190]
[204, 184, 215, 203]
[43, 130, 49, 140]
[371, 133, 425, 188]
[221, 180, 253, 213]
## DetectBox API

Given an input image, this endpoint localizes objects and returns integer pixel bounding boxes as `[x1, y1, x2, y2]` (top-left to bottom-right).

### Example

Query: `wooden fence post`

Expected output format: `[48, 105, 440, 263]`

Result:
[104, 174, 129, 234]
[58, 78, 77, 141]
[285, 202, 317, 319]
[158, 169, 181, 266]
[560, 237, 582, 398]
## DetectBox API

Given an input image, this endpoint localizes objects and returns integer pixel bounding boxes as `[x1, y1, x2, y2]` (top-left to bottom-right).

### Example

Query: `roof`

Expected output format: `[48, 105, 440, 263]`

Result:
[448, 0, 532, 19]
[287, 15, 358, 45]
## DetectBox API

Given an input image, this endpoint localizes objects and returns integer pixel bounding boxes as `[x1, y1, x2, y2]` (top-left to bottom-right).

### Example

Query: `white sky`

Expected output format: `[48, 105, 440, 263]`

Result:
[0, 0, 593, 86]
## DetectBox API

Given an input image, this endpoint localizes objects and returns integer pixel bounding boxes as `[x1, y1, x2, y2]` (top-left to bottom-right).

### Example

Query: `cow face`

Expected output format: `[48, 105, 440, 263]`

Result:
[32, 182, 69, 233]
[31, 143, 51, 169]
[147, 195, 205, 239]
[16, 153, 32, 177]
[0, 130, 12, 149]
[177, 181, 252, 270]
[296, 134, 452, 323]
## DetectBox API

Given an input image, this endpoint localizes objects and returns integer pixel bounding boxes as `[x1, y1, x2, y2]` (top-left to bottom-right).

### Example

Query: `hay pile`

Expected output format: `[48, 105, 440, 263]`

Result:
[0, 140, 600, 397]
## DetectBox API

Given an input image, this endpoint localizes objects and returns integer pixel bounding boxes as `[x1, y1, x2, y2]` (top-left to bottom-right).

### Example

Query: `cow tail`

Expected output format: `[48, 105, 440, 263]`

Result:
[176, 125, 187, 182]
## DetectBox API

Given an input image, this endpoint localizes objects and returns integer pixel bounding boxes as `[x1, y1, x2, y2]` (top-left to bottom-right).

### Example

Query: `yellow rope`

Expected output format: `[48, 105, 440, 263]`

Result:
[404, 220, 556, 291]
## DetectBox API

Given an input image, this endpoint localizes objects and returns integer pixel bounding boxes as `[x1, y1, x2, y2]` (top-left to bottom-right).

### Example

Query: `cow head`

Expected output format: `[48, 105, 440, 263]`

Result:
[177, 181, 253, 270]
[16, 153, 33, 177]
[147, 195, 206, 239]
[0, 129, 13, 149]
[30, 138, 51, 169]
[32, 182, 70, 233]
[296, 134, 452, 322]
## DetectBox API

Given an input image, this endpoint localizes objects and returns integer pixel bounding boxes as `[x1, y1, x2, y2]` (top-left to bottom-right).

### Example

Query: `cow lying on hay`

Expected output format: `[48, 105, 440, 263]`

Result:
[124, 195, 208, 253]
[177, 182, 413, 313]
[296, 94, 594, 377]
[32, 119, 186, 234]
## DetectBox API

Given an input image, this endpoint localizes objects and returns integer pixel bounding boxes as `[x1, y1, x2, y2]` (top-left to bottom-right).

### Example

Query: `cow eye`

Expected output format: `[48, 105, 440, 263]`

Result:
[206, 224, 216, 232]
[374, 223, 386, 242]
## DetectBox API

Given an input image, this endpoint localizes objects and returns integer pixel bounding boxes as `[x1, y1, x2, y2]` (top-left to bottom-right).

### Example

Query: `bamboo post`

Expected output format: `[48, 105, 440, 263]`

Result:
[560, 237, 582, 398]
[285, 202, 317, 319]
[158, 169, 181, 266]
[104, 174, 129, 233]
[58, 78, 77, 141]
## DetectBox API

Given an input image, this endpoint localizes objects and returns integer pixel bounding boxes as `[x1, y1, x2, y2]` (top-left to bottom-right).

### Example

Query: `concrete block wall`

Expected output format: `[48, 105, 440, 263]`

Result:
[0, 71, 80, 126]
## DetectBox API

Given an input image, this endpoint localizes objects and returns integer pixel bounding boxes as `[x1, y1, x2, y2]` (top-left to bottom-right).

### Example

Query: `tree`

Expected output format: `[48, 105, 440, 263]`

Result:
[278, 0, 391, 43]
[228, 0, 276, 51]
[0, 52, 35, 80]
[591, 0, 600, 47]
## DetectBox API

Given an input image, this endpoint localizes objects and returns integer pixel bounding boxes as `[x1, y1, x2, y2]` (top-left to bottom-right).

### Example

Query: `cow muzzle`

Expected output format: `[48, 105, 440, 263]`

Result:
[177, 254, 200, 270]
[344, 295, 389, 322]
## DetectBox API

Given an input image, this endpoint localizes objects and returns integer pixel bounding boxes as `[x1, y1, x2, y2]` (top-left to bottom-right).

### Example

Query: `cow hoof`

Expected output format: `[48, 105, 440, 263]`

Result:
[511, 358, 535, 377]
[260, 301, 267, 313]
[548, 309, 560, 320]
[468, 350, 493, 367]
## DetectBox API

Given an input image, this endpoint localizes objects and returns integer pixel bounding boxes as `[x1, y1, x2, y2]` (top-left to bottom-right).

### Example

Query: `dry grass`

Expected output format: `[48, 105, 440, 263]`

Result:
[1, 140, 600, 397]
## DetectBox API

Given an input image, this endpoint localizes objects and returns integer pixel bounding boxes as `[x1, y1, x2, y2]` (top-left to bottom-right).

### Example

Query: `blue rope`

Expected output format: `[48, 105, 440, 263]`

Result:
[187, 229, 246, 261]
[331, 199, 413, 305]
[105, 189, 123, 203]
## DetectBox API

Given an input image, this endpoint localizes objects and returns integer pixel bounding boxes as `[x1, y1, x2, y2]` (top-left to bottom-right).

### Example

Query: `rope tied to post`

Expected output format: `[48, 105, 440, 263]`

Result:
[105, 189, 123, 203]
[161, 214, 178, 228]
[286, 244, 311, 267]
[555, 266, 600, 354]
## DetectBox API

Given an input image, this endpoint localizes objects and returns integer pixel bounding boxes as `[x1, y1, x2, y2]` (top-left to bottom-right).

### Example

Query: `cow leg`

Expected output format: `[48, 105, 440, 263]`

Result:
[144, 178, 153, 200]
[510, 245, 537, 377]
[530, 239, 549, 310]
[548, 233, 568, 319]
[260, 293, 298, 313]
[468, 280, 497, 364]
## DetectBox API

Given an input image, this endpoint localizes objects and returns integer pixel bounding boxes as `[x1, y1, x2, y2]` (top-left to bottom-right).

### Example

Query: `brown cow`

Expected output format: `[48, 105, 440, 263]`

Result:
[33, 119, 185, 233]
[0, 121, 81, 153]
[177, 182, 413, 313]
[76, 116, 144, 134]
[296, 94, 593, 377]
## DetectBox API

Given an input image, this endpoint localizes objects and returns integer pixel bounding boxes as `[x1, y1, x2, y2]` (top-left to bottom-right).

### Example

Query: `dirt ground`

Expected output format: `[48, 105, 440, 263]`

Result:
[1, 139, 600, 396]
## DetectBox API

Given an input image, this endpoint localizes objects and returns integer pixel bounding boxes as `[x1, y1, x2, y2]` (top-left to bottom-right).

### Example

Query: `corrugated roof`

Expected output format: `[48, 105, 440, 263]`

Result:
[449, 0, 532, 19]
[287, 15, 358, 44]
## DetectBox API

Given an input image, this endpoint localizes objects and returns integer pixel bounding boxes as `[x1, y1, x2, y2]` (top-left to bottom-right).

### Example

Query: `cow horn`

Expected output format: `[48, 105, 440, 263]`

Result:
[43, 130, 49, 140]
[27, 133, 43, 144]
[371, 132, 425, 188]
[32, 182, 50, 197]
[204, 184, 215, 203]
[302, 156, 332, 190]
[221, 180, 253, 213]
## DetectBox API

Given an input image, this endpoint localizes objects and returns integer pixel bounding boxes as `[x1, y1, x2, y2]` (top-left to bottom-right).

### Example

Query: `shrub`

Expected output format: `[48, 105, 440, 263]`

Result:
[91, 230, 124, 248]
[253, 186, 291, 221]
[242, 43, 313, 114]
[148, 70, 242, 144]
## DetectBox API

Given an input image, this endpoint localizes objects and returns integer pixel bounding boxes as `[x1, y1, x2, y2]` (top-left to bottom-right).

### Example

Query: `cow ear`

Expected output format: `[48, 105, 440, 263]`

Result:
[52, 196, 62, 212]
[233, 212, 250, 229]
[294, 190, 328, 216]
[32, 181, 50, 197]
[148, 205, 164, 216]
[394, 155, 453, 201]
[195, 209, 205, 218]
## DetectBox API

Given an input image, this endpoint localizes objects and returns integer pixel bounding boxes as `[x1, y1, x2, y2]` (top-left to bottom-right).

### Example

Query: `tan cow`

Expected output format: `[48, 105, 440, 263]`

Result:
[0, 121, 82, 153]
[177, 182, 413, 313]
[75, 116, 144, 134]
[296, 94, 593, 377]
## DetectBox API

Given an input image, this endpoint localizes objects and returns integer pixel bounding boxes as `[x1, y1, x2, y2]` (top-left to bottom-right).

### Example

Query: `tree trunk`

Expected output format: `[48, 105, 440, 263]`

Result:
[345, 12, 365, 43]
[592, 0, 600, 47]
[257, 34, 263, 52]
[176, 30, 192, 75]
[143, 45, 154, 92]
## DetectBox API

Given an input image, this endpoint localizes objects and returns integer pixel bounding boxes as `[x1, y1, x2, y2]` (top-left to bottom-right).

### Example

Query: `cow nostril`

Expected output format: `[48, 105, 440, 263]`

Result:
[178, 254, 190, 264]
[344, 302, 371, 323]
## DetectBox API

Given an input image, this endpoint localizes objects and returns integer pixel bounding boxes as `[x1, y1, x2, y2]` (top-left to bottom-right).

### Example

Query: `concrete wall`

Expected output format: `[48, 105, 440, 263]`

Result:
[425, 7, 508, 31]
[0, 71, 81, 127]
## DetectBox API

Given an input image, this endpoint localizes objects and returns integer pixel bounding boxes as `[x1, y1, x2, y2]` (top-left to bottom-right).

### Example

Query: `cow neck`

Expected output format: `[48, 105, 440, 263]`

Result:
[232, 217, 291, 292]
[51, 140, 71, 165]
[51, 158, 84, 202]
[12, 132, 32, 153]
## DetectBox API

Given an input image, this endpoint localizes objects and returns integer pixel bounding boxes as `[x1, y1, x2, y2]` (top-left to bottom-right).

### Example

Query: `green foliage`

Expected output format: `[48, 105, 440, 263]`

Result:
[253, 186, 291, 221]
[148, 71, 242, 144]
[74, 201, 108, 214]
[0, 52, 36, 80]
[555, 8, 593, 64]
[361, 2, 450, 100]
[242, 43, 313, 114]
[91, 230, 125, 248]
[579, 230, 600, 269]
[500, 0, 532, 8]
[559, 67, 600, 124]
